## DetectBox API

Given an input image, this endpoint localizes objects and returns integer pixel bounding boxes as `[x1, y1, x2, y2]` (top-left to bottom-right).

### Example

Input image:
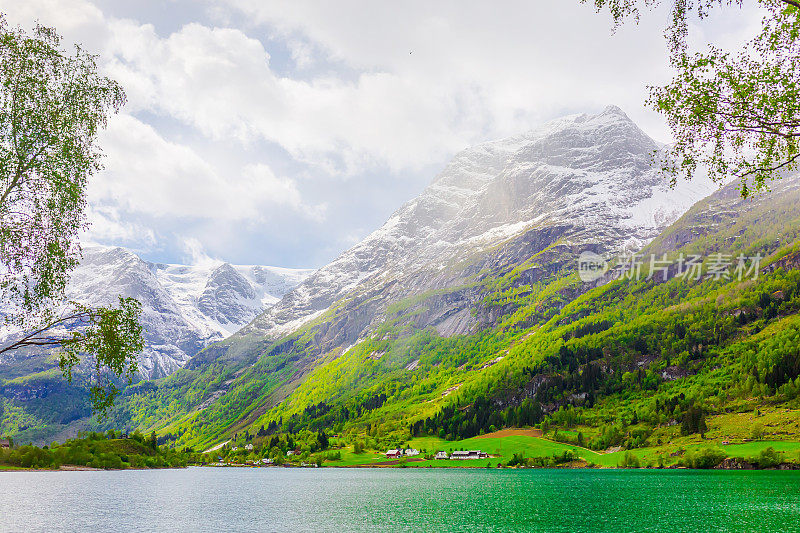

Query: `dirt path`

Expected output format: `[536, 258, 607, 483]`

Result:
[203, 440, 230, 453]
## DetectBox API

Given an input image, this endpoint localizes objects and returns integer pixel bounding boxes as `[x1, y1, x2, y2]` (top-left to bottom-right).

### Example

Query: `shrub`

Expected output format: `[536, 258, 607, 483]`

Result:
[752, 447, 783, 468]
[506, 453, 527, 467]
[681, 446, 726, 469]
[618, 451, 640, 468]
[325, 451, 341, 461]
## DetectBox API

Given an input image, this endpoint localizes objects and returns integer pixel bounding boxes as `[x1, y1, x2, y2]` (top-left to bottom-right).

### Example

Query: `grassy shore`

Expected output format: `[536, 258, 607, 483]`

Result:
[320, 427, 800, 469]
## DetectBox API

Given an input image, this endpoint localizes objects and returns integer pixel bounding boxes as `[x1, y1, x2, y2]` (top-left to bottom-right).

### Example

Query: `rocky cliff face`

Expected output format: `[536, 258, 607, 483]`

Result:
[0, 246, 313, 379]
[647, 171, 800, 256]
[207, 106, 716, 369]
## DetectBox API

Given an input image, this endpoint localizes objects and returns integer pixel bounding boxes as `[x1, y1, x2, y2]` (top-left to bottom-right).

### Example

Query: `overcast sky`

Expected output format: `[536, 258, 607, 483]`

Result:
[0, 0, 764, 269]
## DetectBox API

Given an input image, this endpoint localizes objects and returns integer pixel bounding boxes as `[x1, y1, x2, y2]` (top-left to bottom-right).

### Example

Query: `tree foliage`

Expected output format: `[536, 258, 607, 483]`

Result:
[0, 16, 142, 415]
[0, 431, 188, 469]
[584, 0, 800, 196]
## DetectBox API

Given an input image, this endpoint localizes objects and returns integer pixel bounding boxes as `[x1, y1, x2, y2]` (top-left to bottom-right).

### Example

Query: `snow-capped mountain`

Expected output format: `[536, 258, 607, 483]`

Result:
[49, 246, 312, 378]
[222, 106, 714, 353]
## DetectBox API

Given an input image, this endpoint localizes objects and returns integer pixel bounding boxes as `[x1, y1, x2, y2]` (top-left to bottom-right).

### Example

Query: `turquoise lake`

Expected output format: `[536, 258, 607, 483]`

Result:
[1, 468, 799, 532]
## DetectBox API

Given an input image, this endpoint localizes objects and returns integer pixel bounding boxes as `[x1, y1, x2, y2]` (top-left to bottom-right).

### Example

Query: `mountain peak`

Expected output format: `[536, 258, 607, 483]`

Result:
[234, 108, 714, 351]
[600, 104, 627, 117]
[578, 104, 642, 133]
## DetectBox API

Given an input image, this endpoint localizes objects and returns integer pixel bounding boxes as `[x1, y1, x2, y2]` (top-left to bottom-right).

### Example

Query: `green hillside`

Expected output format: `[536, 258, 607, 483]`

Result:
[0, 431, 188, 470]
[4, 176, 800, 470]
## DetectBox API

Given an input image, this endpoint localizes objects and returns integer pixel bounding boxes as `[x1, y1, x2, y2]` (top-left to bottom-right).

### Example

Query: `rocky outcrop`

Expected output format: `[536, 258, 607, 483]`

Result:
[715, 458, 756, 470]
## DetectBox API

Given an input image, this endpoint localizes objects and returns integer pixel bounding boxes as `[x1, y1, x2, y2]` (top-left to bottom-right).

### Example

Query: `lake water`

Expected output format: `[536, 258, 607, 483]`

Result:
[1, 468, 798, 532]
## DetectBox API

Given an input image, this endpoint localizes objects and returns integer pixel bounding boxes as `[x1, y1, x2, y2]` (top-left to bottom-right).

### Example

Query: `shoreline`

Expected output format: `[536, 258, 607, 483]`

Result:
[4, 462, 799, 472]
[0, 465, 188, 473]
[197, 462, 800, 471]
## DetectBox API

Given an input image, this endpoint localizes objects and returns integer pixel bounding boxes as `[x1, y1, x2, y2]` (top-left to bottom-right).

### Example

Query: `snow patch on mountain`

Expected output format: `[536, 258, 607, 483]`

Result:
[239, 105, 717, 343]
[1, 246, 313, 379]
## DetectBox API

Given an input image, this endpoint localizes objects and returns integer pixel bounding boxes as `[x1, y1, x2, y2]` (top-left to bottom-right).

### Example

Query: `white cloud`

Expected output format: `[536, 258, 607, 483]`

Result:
[0, 0, 113, 58]
[180, 237, 220, 267]
[94, 19, 475, 174]
[241, 163, 327, 220]
[4, 0, 692, 175]
[89, 113, 320, 222]
[4, 1, 765, 176]
[0, 0, 768, 267]
[83, 204, 157, 248]
[220, 0, 765, 152]
[288, 38, 315, 69]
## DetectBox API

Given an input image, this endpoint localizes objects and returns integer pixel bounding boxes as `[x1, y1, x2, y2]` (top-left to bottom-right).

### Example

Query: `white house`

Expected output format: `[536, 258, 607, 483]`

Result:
[404, 448, 419, 456]
[435, 451, 448, 460]
[245, 443, 254, 451]
[450, 450, 488, 460]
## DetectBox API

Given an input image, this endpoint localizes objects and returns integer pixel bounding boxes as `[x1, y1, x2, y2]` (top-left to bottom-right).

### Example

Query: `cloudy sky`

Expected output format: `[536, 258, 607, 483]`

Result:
[0, 0, 764, 269]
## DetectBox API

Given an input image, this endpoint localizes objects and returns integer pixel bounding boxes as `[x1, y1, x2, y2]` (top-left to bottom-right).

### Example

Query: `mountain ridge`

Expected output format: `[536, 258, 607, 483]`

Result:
[0, 245, 314, 379]
[199, 106, 716, 369]
[10, 106, 766, 449]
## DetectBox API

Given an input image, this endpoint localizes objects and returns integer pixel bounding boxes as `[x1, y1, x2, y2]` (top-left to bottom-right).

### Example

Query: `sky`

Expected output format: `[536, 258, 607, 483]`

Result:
[0, 0, 765, 269]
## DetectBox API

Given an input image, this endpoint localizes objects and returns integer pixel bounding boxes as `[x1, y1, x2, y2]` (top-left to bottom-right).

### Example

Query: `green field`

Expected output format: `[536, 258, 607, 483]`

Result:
[322, 430, 800, 468]
[718, 440, 800, 457]
[324, 433, 598, 467]
[327, 432, 611, 467]
[0, 464, 29, 471]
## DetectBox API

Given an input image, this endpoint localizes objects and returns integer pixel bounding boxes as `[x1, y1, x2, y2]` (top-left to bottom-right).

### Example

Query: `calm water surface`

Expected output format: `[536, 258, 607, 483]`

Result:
[1, 467, 798, 532]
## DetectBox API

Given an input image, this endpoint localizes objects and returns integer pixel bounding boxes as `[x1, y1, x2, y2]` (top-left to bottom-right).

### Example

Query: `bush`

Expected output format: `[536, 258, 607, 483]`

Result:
[325, 451, 341, 461]
[618, 451, 640, 468]
[681, 446, 726, 469]
[0, 435, 189, 470]
[506, 453, 527, 467]
[553, 450, 577, 465]
[752, 447, 783, 468]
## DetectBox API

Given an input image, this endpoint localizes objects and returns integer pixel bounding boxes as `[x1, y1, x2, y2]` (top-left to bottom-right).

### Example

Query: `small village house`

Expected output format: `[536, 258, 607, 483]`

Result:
[435, 451, 448, 460]
[449, 450, 487, 460]
[0, 439, 10, 449]
[385, 449, 402, 459]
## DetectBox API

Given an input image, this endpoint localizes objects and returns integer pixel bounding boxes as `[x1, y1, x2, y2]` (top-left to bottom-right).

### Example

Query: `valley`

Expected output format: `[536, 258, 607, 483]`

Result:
[3, 108, 800, 471]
